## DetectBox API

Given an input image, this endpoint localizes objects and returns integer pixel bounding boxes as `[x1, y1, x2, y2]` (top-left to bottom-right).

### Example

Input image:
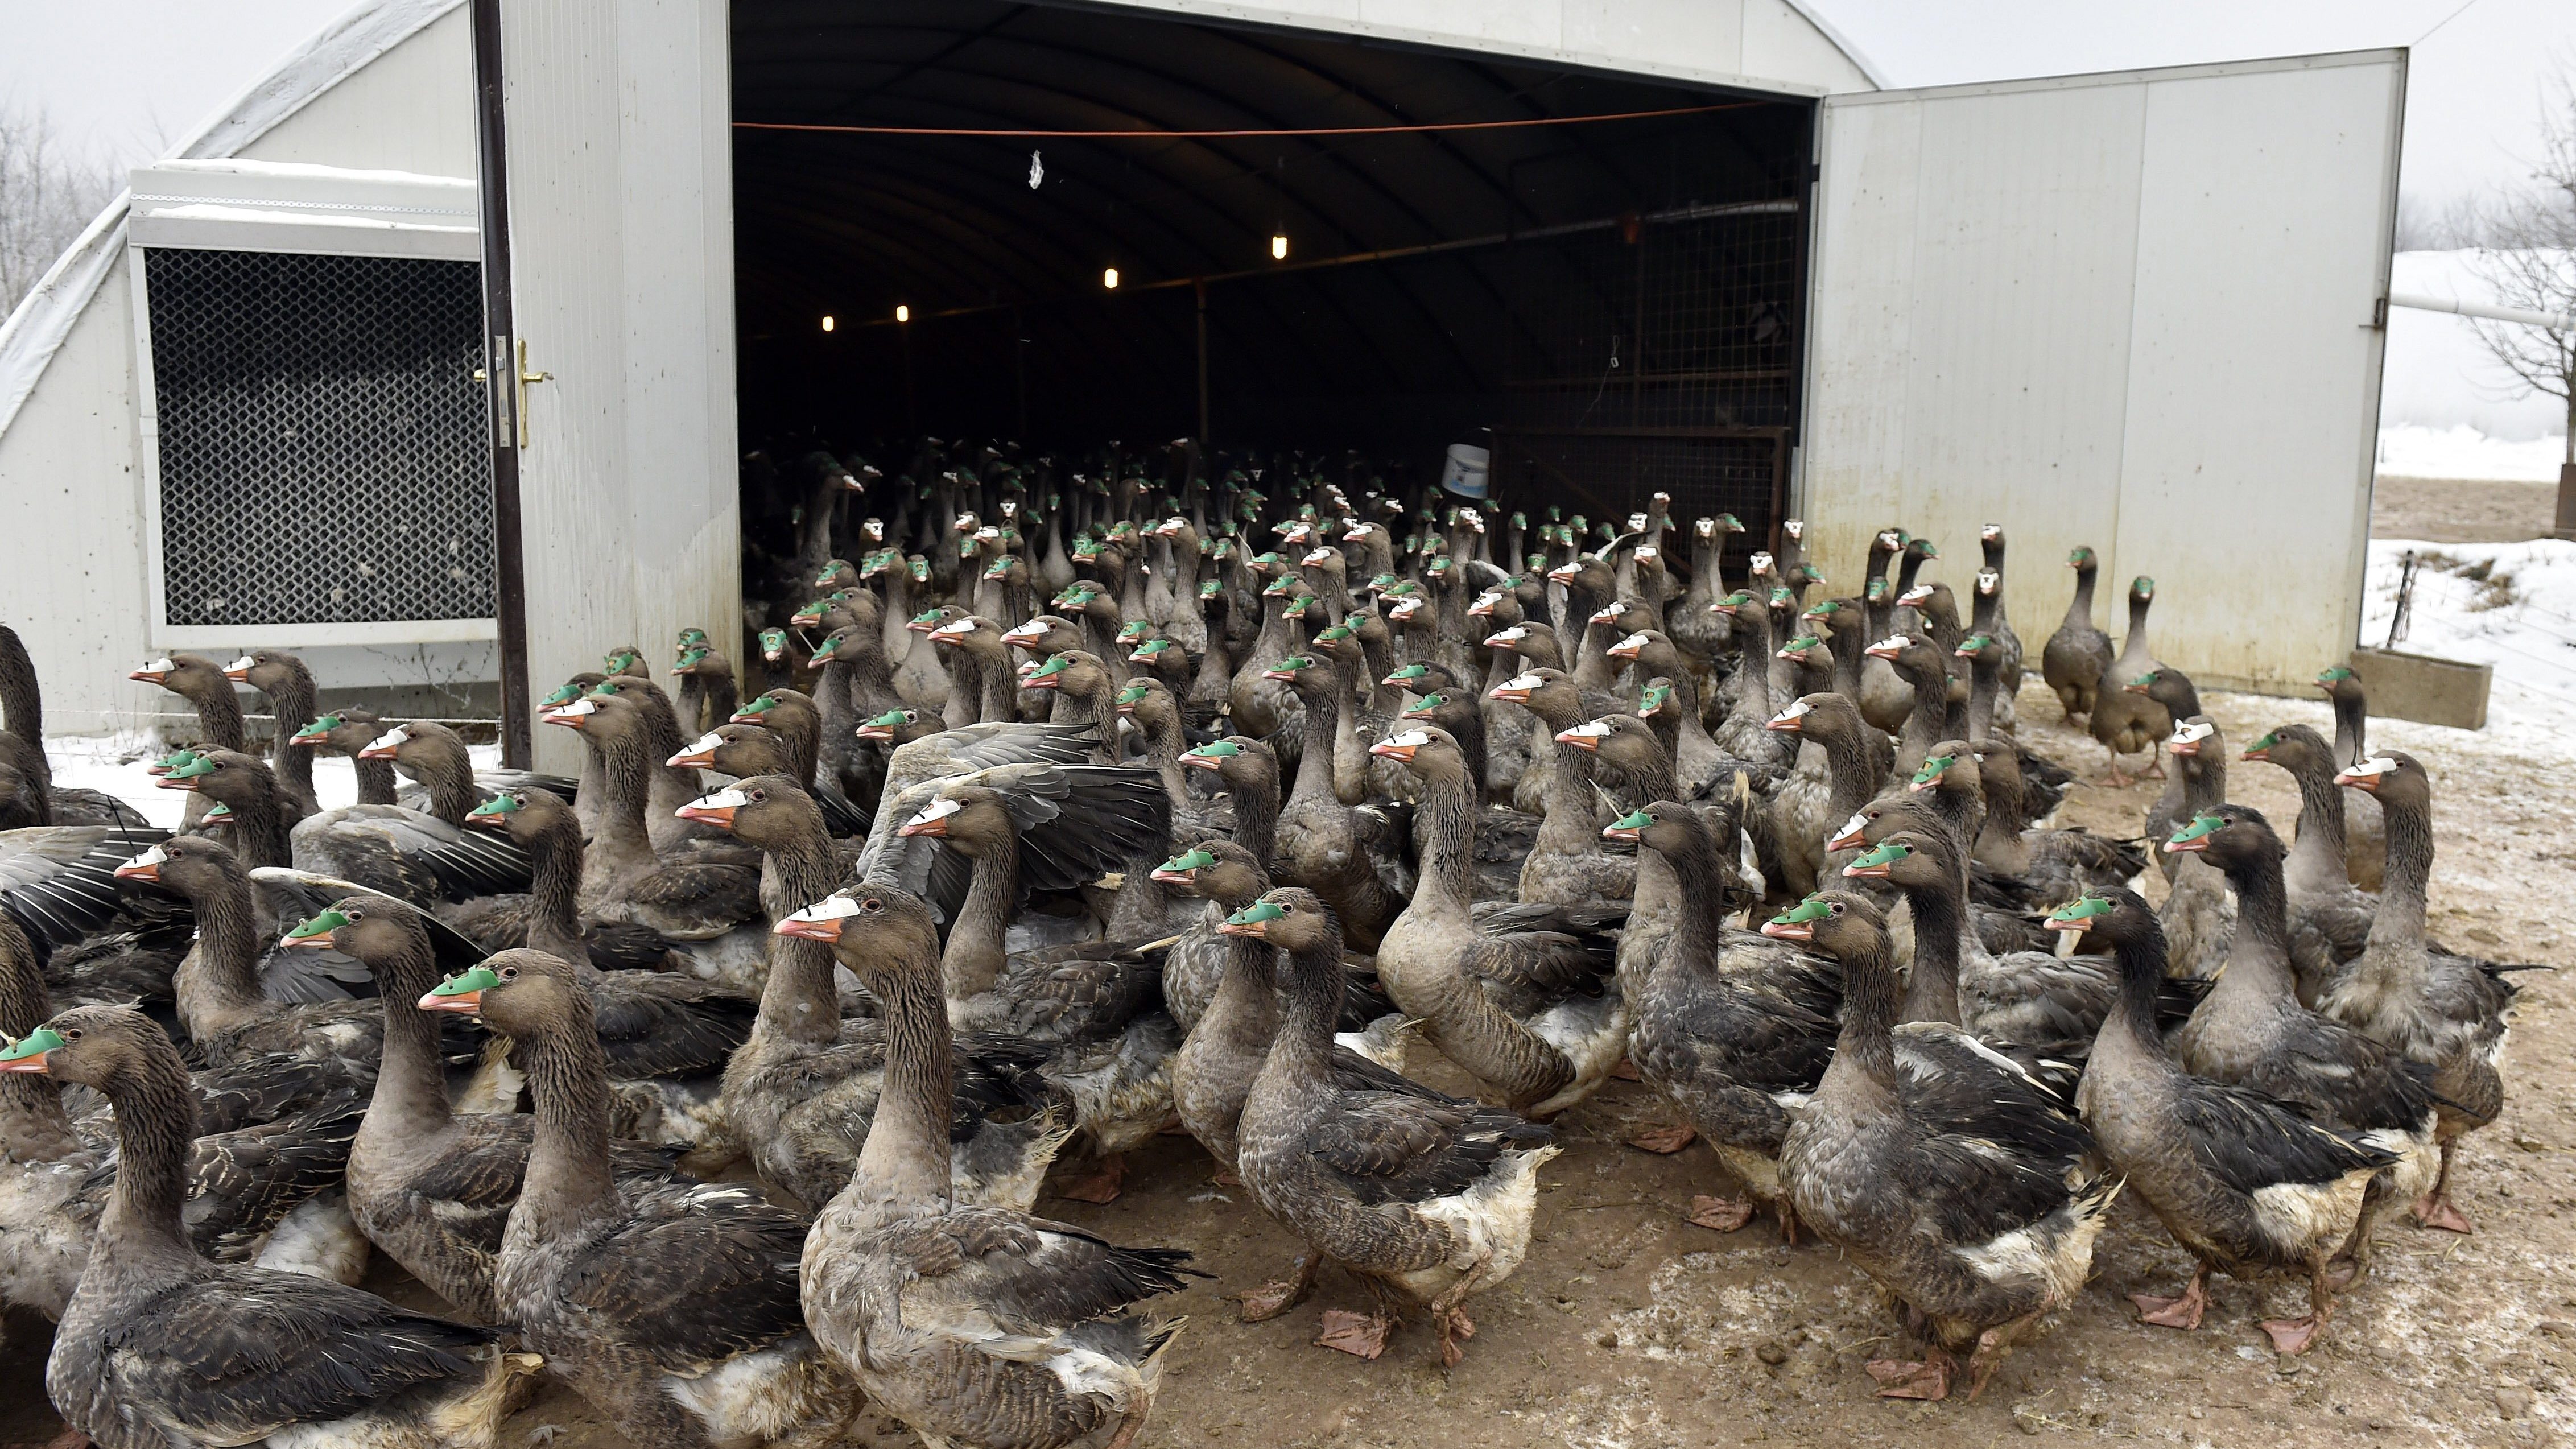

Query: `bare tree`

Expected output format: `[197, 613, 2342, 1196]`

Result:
[2463, 71, 2576, 465]
[0, 100, 118, 319]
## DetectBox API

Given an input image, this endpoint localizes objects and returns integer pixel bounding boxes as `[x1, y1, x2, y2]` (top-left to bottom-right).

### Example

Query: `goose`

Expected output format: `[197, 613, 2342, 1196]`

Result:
[782, 885, 1197, 1449]
[127, 653, 246, 831]
[288, 721, 536, 920]
[678, 775, 1063, 1213]
[1367, 726, 1624, 1116]
[2085, 576, 2167, 785]
[2241, 723, 2375, 994]
[2317, 664, 2387, 891]
[1228, 885, 1558, 1365]
[1262, 653, 1405, 948]
[1, 915, 370, 1327]
[220, 650, 323, 818]
[2040, 546, 2113, 725]
[885, 766, 1175, 1201]
[0, 625, 152, 828]
[2161, 806, 2442, 1265]
[2316, 753, 2523, 1234]
[2054, 890, 2392, 1355]
[1611, 802, 1840, 1238]
[288, 706, 400, 804]
[669, 719, 872, 837]
[0, 1007, 540, 1449]
[280, 895, 690, 1318]
[1486, 668, 1634, 906]
[2154, 717, 2238, 978]
[1764, 890, 2115, 1401]
[423, 951, 868, 1446]
[159, 749, 294, 870]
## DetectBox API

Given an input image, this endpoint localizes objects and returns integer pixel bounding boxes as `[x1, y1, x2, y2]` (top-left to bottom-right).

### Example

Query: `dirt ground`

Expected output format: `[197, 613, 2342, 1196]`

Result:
[6, 672, 2569, 1449]
[2373, 474, 2565, 544]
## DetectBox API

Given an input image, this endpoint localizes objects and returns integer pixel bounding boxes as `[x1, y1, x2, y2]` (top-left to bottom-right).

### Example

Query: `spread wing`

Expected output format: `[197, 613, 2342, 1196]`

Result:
[977, 764, 1173, 891]
[0, 823, 172, 957]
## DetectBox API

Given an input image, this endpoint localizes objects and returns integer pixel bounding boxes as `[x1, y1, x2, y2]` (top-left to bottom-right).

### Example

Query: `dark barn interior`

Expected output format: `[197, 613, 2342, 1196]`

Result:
[730, 0, 1815, 552]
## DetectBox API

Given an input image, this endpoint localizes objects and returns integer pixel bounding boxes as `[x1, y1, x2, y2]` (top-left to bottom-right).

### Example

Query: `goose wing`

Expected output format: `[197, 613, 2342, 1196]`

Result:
[79, 1272, 492, 1446]
[1306, 1091, 1552, 1207]
[555, 1180, 811, 1370]
[880, 1206, 1198, 1337]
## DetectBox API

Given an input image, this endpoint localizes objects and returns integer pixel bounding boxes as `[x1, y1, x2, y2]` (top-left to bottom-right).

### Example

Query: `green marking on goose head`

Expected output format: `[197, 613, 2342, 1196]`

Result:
[1909, 754, 1955, 787]
[431, 965, 500, 998]
[2048, 894, 2116, 926]
[0, 1027, 65, 1063]
[1225, 899, 1286, 927]
[286, 909, 349, 943]
[1159, 847, 1216, 875]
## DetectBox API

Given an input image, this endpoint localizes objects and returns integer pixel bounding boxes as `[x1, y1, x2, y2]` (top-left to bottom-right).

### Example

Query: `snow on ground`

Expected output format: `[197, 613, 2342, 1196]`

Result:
[2376, 423, 2569, 482]
[2364, 536, 2576, 737]
[45, 731, 503, 829]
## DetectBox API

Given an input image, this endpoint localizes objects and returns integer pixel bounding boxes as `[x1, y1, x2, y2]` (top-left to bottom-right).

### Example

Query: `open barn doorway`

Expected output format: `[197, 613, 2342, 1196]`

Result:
[728, 1, 1815, 600]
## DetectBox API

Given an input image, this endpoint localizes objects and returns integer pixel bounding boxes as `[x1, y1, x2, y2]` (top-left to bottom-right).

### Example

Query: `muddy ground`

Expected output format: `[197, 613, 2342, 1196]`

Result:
[2373, 474, 2564, 544]
[7, 671, 2569, 1449]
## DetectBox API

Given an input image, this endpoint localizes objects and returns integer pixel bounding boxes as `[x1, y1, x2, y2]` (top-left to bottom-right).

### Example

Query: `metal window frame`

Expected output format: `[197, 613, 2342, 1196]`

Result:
[127, 161, 496, 649]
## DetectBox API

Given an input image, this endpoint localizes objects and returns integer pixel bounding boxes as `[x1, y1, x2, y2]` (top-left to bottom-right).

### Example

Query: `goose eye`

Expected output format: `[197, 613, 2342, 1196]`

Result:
[749, 789, 767, 803]
[344, 908, 365, 921]
[860, 898, 884, 914]
[498, 965, 519, 981]
[1829, 903, 1846, 915]
[61, 1028, 82, 1042]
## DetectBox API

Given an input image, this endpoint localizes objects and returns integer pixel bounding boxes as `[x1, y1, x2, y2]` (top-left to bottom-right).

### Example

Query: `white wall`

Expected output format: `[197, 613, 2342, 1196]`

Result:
[1802, 52, 2404, 694]
[0, 6, 477, 733]
[501, 0, 740, 774]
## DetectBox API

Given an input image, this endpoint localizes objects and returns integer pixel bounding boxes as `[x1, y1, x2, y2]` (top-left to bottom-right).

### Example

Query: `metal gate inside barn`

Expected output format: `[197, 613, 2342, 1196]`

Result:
[1491, 195, 1802, 564]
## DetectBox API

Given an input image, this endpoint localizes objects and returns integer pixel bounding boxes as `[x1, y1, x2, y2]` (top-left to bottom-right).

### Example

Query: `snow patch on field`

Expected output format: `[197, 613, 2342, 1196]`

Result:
[2364, 537, 2576, 730]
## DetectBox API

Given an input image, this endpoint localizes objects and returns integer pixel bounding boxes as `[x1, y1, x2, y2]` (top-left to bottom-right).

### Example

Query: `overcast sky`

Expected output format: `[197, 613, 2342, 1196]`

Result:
[2, 0, 2570, 212]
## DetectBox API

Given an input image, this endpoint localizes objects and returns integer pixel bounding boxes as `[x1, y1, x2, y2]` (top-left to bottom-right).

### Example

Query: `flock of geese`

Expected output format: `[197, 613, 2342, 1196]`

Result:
[0, 453, 2532, 1448]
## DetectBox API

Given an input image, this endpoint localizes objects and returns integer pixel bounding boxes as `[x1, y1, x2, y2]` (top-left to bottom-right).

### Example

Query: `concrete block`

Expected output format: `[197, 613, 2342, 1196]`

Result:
[2348, 646, 2490, 732]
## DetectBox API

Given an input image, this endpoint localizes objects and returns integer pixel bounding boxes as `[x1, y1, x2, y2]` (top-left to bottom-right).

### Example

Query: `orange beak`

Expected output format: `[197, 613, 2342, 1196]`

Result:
[775, 916, 845, 942]
[1216, 919, 1268, 939]
[675, 802, 737, 829]
[1826, 820, 1868, 852]
[1554, 728, 1600, 752]
[357, 739, 398, 759]
[114, 858, 161, 883]
[898, 817, 946, 839]
[1489, 683, 1532, 704]
[128, 667, 168, 683]
[1607, 641, 1641, 660]
[1368, 739, 1417, 762]
[418, 990, 482, 1016]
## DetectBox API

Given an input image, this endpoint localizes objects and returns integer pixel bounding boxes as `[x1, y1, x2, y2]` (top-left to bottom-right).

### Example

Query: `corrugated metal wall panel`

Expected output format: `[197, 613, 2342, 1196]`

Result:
[1805, 51, 2402, 694]
[502, 0, 739, 774]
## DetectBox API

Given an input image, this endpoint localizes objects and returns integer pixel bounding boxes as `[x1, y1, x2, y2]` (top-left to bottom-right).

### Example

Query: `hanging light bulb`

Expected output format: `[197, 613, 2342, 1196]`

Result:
[895, 304, 910, 323]
[820, 315, 836, 332]
[1272, 234, 1289, 261]
[1103, 267, 1120, 290]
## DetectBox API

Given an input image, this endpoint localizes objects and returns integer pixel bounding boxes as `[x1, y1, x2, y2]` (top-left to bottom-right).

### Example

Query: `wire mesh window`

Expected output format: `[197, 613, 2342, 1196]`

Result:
[143, 248, 494, 628]
[1492, 199, 1801, 565]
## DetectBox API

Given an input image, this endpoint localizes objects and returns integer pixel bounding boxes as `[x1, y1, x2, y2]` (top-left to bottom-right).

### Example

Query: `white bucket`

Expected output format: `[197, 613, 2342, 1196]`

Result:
[1440, 443, 1491, 499]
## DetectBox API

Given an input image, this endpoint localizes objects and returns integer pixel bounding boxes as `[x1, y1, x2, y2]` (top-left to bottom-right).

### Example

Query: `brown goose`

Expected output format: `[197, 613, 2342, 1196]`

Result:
[782, 885, 1195, 1449]
[221, 650, 323, 819]
[1, 1007, 539, 1449]
[423, 951, 865, 1446]
[0, 625, 150, 828]
[2040, 546, 2113, 725]
[2085, 576, 2167, 785]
